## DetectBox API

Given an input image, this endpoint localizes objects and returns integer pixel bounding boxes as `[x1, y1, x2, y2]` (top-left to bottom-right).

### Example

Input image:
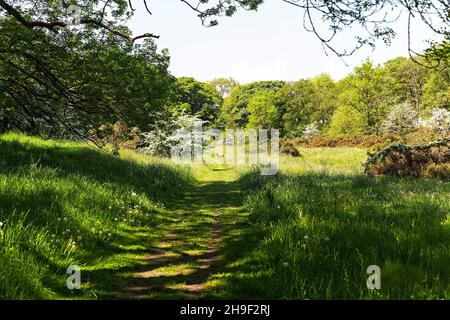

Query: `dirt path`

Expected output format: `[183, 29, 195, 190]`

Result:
[122, 178, 240, 299]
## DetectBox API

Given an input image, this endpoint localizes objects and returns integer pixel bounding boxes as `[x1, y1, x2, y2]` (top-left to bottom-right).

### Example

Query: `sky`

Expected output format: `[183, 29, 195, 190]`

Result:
[128, 0, 439, 84]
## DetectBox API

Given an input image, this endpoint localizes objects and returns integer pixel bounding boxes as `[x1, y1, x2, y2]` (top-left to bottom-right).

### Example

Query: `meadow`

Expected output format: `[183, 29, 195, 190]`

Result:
[1, 132, 449, 299]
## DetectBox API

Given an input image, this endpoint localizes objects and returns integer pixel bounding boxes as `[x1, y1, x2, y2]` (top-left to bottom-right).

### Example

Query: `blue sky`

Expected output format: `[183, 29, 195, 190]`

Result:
[128, 0, 438, 83]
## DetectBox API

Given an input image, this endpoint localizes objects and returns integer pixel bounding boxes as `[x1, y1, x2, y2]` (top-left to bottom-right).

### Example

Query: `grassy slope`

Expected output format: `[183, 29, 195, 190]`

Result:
[0, 132, 193, 299]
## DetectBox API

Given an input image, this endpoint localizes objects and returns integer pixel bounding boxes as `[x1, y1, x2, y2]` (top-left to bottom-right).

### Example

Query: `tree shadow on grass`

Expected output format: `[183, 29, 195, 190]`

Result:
[0, 137, 193, 202]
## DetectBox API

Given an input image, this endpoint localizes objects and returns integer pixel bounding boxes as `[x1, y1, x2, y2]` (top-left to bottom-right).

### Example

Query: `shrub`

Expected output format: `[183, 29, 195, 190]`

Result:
[364, 139, 450, 180]
[280, 140, 301, 157]
[403, 127, 443, 146]
[302, 123, 320, 139]
[418, 108, 450, 138]
[380, 103, 418, 136]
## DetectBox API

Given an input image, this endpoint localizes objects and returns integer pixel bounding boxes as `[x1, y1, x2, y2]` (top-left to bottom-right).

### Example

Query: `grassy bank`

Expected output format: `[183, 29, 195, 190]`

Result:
[0, 132, 193, 299]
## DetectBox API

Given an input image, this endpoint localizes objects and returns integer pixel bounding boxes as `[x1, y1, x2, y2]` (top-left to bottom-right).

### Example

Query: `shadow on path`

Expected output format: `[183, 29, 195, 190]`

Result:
[121, 179, 243, 299]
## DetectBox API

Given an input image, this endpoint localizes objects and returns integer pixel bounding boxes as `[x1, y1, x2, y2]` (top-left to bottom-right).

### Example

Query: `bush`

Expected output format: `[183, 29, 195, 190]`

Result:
[380, 103, 418, 135]
[403, 127, 443, 146]
[280, 140, 301, 157]
[364, 139, 450, 180]
[302, 123, 320, 139]
[418, 108, 450, 138]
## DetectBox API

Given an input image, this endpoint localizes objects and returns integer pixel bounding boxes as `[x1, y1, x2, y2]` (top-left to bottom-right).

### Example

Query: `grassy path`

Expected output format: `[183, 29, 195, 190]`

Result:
[122, 167, 246, 299]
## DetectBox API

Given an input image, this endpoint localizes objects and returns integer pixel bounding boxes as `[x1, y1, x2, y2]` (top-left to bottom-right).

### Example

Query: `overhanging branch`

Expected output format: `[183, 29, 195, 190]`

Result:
[0, 0, 159, 42]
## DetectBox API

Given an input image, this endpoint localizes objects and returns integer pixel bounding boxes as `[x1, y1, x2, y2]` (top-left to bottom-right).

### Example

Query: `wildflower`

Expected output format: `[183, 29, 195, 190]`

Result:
[99, 231, 102, 234]
[131, 192, 137, 197]
[109, 206, 112, 209]
[325, 237, 329, 242]
[51, 234, 56, 238]
[114, 218, 118, 221]
[304, 235, 309, 240]
[57, 218, 61, 222]
[0, 222, 3, 227]
[63, 217, 68, 222]
[66, 229, 70, 233]
[283, 262, 289, 267]
[302, 244, 307, 249]
[77, 236, 82, 241]
[108, 233, 112, 237]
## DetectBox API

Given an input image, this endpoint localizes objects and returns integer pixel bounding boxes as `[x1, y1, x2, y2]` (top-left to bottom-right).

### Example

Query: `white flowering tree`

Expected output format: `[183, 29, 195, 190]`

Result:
[303, 123, 320, 139]
[380, 103, 418, 135]
[418, 108, 450, 137]
[140, 113, 206, 157]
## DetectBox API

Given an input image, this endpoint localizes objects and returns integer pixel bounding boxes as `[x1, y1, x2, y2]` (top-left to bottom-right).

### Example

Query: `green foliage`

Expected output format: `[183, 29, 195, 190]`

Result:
[174, 77, 222, 123]
[247, 91, 280, 129]
[219, 81, 285, 128]
[328, 105, 366, 135]
[385, 57, 430, 116]
[276, 79, 315, 136]
[0, 17, 174, 138]
[209, 78, 239, 99]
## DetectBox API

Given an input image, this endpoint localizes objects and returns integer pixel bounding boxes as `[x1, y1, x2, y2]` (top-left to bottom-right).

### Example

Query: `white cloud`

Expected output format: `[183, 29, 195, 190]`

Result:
[227, 60, 289, 84]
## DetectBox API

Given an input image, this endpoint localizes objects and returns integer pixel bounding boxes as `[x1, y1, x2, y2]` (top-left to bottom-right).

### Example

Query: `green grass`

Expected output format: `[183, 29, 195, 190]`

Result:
[208, 151, 450, 299]
[0, 132, 193, 299]
[1, 133, 449, 300]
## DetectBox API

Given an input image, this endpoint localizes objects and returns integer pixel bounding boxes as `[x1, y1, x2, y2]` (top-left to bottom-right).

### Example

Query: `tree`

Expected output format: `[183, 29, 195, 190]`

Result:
[309, 73, 337, 129]
[385, 57, 430, 118]
[174, 77, 222, 123]
[218, 81, 285, 128]
[1, 1, 448, 61]
[328, 105, 366, 136]
[334, 60, 389, 135]
[0, 17, 174, 140]
[276, 79, 315, 136]
[209, 78, 239, 99]
[380, 103, 418, 136]
[422, 68, 450, 112]
[247, 91, 280, 129]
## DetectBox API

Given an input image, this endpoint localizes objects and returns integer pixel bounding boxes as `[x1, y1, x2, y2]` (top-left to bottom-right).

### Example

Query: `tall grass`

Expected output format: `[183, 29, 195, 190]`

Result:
[0, 132, 193, 299]
[220, 149, 450, 299]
